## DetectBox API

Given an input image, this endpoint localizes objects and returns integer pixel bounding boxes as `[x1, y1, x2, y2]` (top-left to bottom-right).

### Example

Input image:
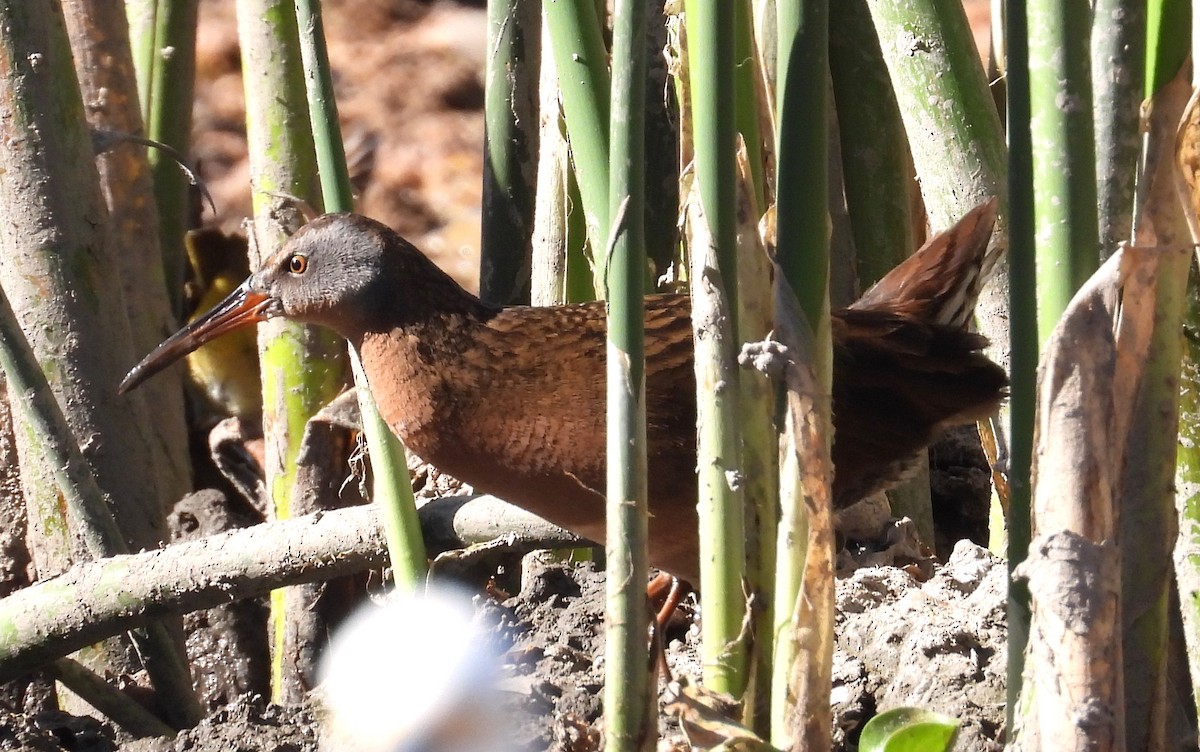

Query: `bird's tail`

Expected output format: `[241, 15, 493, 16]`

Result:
[830, 198, 1007, 507]
[851, 197, 1001, 330]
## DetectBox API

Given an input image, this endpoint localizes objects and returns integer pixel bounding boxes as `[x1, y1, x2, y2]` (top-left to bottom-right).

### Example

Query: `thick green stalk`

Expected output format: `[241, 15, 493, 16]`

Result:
[0, 0, 171, 568]
[0, 0, 199, 726]
[733, 0, 765, 213]
[864, 0, 1006, 232]
[1175, 271, 1200, 720]
[773, 1, 828, 334]
[294, 0, 427, 591]
[771, 0, 831, 747]
[142, 0, 198, 318]
[481, 0, 539, 305]
[0, 292, 124, 558]
[730, 5, 778, 730]
[294, 0, 353, 208]
[532, 28, 572, 306]
[1028, 0, 1099, 343]
[1121, 250, 1188, 752]
[531, 25, 594, 306]
[125, 0, 155, 113]
[829, 0, 912, 287]
[1171, 0, 1200, 724]
[543, 0, 611, 291]
[1091, 0, 1145, 258]
[1144, 0, 1189, 98]
[563, 167, 594, 302]
[0, 274, 203, 730]
[863, 0, 1008, 412]
[62, 0, 193, 513]
[236, 0, 347, 699]
[1004, 0, 1037, 730]
[733, 159, 777, 735]
[686, 2, 739, 320]
[683, 0, 747, 699]
[1024, 5, 1105, 726]
[605, 0, 652, 747]
[1121, 12, 1194, 748]
[829, 0, 931, 542]
[867, 0, 1018, 721]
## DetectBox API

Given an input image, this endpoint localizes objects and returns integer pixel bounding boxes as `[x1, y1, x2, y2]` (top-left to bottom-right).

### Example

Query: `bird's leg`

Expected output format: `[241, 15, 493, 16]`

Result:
[646, 572, 693, 682]
[648, 574, 688, 629]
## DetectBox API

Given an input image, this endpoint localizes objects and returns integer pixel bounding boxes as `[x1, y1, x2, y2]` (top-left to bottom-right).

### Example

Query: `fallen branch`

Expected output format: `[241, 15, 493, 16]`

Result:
[0, 494, 582, 681]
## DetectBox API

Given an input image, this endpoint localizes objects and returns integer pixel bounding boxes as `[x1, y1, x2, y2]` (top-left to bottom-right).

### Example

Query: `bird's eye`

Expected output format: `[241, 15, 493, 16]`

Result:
[288, 254, 308, 274]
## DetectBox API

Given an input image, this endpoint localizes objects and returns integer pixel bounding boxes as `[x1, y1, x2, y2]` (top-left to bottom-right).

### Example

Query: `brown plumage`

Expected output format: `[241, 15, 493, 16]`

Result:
[121, 200, 1006, 583]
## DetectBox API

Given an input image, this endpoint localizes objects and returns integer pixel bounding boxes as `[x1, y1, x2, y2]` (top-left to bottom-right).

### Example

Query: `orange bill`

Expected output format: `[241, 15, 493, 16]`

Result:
[119, 278, 273, 394]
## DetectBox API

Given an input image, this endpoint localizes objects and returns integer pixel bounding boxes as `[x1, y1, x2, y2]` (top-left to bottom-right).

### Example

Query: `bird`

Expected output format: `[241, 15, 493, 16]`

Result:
[121, 199, 1007, 585]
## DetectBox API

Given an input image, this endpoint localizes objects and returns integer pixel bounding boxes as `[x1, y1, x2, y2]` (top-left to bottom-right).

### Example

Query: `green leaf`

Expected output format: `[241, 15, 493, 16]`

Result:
[859, 707, 960, 752]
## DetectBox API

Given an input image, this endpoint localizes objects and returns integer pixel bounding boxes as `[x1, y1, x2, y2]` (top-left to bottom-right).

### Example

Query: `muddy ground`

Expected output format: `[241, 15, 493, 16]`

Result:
[0, 538, 1006, 751]
[0, 1, 1009, 750]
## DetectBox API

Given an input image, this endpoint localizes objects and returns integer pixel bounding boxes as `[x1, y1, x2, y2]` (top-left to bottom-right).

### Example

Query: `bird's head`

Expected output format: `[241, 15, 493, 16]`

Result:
[250, 213, 402, 331]
[120, 213, 476, 395]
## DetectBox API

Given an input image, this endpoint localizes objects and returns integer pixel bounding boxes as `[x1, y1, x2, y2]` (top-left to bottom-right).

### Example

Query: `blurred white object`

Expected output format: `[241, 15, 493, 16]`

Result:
[318, 587, 514, 752]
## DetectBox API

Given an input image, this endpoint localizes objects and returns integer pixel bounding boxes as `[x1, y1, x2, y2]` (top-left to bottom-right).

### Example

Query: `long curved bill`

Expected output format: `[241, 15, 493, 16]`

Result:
[119, 278, 274, 394]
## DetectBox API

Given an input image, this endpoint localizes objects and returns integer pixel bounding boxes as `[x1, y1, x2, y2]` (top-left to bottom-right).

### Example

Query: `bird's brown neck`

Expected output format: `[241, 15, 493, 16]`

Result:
[322, 236, 510, 476]
[333, 235, 499, 341]
[351, 312, 488, 450]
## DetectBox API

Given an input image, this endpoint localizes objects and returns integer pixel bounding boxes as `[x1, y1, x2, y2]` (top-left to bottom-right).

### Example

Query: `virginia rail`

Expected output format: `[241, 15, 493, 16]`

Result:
[121, 200, 1006, 583]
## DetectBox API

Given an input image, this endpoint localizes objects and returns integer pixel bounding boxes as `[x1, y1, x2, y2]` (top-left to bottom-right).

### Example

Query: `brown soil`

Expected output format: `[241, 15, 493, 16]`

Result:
[0, 542, 1006, 751]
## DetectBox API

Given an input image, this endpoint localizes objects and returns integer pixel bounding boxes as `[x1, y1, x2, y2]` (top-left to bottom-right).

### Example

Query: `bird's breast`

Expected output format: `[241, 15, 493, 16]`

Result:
[355, 323, 608, 500]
